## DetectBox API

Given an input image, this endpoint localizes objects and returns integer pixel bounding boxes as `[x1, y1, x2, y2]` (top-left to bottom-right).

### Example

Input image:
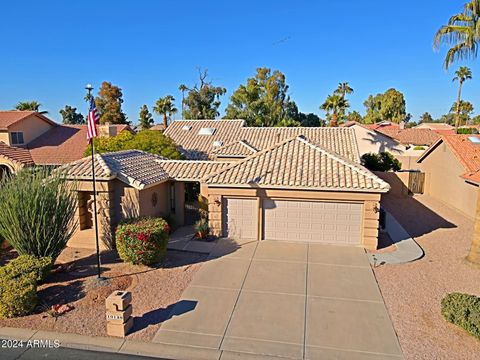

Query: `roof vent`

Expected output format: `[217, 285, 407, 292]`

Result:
[182, 125, 192, 131]
[198, 127, 216, 136]
[213, 140, 224, 147]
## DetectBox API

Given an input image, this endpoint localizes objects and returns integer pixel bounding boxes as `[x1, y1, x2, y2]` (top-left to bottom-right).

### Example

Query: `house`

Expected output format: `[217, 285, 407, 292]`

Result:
[415, 122, 455, 135]
[0, 111, 132, 175]
[417, 134, 480, 219]
[63, 120, 390, 250]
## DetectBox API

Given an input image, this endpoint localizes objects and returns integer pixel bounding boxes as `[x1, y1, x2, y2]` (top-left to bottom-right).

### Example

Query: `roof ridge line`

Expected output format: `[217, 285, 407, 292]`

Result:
[296, 136, 389, 187]
[202, 136, 298, 182]
[156, 159, 227, 164]
[239, 140, 258, 152]
[95, 153, 115, 177]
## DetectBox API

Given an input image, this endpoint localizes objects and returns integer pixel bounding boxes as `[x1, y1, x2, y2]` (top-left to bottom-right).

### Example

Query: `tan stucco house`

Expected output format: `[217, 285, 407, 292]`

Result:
[0, 110, 132, 177]
[417, 134, 480, 219]
[63, 120, 390, 250]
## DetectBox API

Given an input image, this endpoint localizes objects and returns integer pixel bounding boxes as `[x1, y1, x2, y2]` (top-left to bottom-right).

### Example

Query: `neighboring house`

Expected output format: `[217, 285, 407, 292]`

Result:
[64, 120, 390, 251]
[364, 120, 400, 132]
[415, 122, 455, 134]
[0, 111, 132, 174]
[150, 124, 166, 132]
[417, 134, 480, 219]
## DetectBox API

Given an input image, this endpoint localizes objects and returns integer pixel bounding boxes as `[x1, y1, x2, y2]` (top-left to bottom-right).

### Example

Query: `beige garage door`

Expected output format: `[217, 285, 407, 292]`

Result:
[222, 198, 257, 239]
[263, 199, 362, 245]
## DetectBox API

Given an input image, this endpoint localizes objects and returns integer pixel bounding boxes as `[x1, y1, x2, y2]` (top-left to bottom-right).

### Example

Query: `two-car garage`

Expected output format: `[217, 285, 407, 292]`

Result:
[222, 197, 363, 245]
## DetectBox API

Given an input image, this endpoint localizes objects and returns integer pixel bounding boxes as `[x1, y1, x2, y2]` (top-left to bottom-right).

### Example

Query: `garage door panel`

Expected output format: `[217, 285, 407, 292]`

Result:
[263, 199, 362, 245]
[223, 198, 257, 240]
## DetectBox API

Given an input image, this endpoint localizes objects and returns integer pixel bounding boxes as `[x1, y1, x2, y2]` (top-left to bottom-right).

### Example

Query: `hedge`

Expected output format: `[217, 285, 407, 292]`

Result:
[441, 292, 480, 340]
[116, 217, 169, 265]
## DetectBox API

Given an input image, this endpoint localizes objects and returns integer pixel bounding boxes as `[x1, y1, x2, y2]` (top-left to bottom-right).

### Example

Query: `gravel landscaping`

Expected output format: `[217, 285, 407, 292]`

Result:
[0, 247, 206, 341]
[375, 194, 480, 360]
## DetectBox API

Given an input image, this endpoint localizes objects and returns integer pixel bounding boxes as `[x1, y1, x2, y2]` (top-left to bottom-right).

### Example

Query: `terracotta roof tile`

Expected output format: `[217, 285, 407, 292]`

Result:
[0, 111, 56, 130]
[204, 136, 389, 192]
[165, 120, 360, 162]
[442, 135, 480, 181]
[377, 128, 440, 146]
[157, 160, 230, 181]
[0, 142, 34, 166]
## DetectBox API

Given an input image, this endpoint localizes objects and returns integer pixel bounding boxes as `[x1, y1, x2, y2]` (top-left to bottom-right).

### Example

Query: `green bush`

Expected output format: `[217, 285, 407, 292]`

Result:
[116, 217, 169, 265]
[5, 255, 53, 282]
[0, 263, 38, 318]
[413, 146, 425, 150]
[457, 128, 478, 134]
[441, 292, 480, 339]
[0, 168, 78, 262]
[361, 152, 402, 172]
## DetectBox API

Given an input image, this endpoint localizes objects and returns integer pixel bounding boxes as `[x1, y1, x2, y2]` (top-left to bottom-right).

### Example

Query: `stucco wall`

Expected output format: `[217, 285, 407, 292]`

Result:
[352, 125, 405, 156]
[420, 142, 478, 219]
[202, 186, 382, 250]
[7, 115, 54, 145]
[0, 131, 9, 145]
[138, 182, 169, 218]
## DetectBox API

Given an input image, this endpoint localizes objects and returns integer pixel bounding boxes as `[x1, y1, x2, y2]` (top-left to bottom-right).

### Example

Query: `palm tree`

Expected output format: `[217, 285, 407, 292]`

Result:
[320, 95, 349, 127]
[334, 82, 354, 100]
[452, 66, 472, 130]
[178, 84, 188, 119]
[153, 95, 178, 128]
[433, 0, 480, 69]
[14, 101, 48, 114]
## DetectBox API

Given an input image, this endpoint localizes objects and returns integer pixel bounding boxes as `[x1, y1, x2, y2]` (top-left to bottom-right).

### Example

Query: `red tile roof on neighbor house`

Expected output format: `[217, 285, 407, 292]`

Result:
[418, 134, 480, 184]
[28, 124, 132, 165]
[0, 141, 34, 166]
[364, 122, 400, 132]
[376, 128, 440, 146]
[0, 111, 56, 130]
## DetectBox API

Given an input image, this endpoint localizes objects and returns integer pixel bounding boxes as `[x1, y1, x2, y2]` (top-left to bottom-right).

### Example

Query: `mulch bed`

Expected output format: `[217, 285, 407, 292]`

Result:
[0, 247, 206, 341]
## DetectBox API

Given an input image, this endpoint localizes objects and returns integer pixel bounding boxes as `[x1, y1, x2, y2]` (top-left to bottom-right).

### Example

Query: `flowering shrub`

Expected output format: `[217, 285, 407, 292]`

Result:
[115, 217, 169, 265]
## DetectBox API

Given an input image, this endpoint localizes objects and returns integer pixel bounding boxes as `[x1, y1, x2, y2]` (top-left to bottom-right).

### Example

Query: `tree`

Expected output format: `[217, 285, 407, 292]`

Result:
[433, 0, 480, 69]
[180, 69, 226, 119]
[138, 105, 154, 129]
[85, 130, 182, 159]
[361, 152, 402, 172]
[452, 66, 473, 130]
[15, 101, 48, 114]
[450, 100, 474, 125]
[59, 105, 85, 124]
[363, 89, 407, 124]
[178, 84, 188, 119]
[224, 67, 297, 126]
[320, 94, 349, 127]
[297, 112, 324, 127]
[153, 95, 177, 128]
[419, 112, 434, 124]
[346, 110, 363, 123]
[94, 81, 128, 124]
[334, 82, 354, 99]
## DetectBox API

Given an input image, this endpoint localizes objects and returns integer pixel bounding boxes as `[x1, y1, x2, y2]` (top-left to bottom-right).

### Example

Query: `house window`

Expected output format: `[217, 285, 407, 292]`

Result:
[170, 183, 176, 213]
[11, 132, 24, 145]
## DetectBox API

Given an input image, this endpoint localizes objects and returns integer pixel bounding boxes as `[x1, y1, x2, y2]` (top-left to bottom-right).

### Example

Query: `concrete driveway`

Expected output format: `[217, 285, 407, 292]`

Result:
[153, 240, 403, 360]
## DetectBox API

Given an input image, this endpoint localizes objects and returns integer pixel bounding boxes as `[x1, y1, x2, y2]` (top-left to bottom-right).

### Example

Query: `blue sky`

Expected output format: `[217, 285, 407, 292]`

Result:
[0, 0, 478, 124]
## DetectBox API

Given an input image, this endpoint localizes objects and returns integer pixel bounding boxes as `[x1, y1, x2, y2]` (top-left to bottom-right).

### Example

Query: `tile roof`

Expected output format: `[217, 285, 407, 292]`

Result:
[377, 128, 440, 146]
[0, 111, 56, 130]
[415, 123, 454, 130]
[204, 136, 389, 193]
[62, 150, 232, 188]
[156, 160, 230, 181]
[28, 124, 131, 165]
[364, 122, 401, 132]
[0, 142, 34, 166]
[211, 140, 258, 157]
[165, 120, 360, 162]
[150, 124, 166, 131]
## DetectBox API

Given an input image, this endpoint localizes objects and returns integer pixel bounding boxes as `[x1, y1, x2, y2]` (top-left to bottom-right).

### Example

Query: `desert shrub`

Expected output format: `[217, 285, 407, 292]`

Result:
[163, 214, 177, 233]
[116, 217, 169, 265]
[0, 168, 78, 262]
[457, 128, 478, 134]
[361, 152, 402, 172]
[194, 218, 209, 239]
[5, 255, 53, 282]
[441, 292, 480, 340]
[413, 146, 425, 150]
[0, 264, 38, 318]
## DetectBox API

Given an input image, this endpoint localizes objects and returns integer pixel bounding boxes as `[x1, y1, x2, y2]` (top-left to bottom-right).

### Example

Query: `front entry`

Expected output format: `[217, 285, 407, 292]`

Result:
[262, 199, 362, 245]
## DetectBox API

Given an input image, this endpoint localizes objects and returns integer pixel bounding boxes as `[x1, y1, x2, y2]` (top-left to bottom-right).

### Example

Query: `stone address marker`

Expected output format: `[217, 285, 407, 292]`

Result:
[105, 291, 133, 337]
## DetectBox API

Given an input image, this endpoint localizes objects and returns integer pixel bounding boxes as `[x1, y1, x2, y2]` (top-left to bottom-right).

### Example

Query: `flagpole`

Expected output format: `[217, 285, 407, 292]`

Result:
[86, 84, 102, 279]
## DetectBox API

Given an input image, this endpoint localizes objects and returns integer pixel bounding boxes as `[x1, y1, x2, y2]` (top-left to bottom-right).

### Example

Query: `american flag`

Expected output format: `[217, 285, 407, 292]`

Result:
[87, 98, 100, 142]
